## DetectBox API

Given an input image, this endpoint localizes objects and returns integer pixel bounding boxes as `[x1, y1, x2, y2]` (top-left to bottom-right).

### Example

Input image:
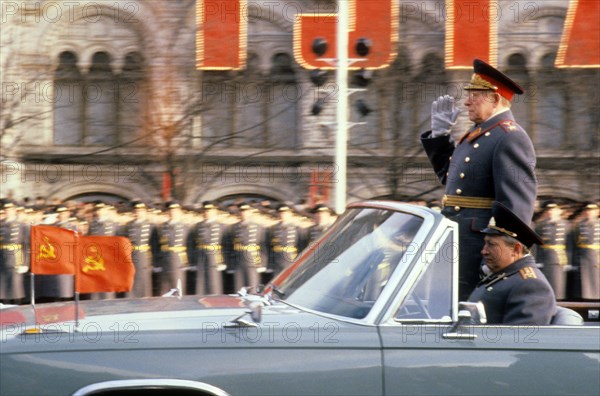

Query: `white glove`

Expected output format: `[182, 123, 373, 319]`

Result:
[431, 95, 461, 138]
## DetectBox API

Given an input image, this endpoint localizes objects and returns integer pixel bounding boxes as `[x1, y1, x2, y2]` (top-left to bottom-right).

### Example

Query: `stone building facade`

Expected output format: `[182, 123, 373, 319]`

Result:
[1, 0, 598, 209]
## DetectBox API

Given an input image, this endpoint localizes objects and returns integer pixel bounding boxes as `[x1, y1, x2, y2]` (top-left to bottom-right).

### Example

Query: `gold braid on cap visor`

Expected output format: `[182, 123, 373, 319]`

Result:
[488, 225, 518, 238]
[465, 74, 498, 91]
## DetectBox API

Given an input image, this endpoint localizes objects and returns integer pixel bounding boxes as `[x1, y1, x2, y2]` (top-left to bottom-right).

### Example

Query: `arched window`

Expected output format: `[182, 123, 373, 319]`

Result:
[535, 52, 566, 149]
[390, 50, 414, 147]
[118, 52, 146, 144]
[413, 54, 446, 142]
[267, 52, 298, 148]
[86, 51, 116, 145]
[505, 53, 530, 133]
[53, 51, 84, 145]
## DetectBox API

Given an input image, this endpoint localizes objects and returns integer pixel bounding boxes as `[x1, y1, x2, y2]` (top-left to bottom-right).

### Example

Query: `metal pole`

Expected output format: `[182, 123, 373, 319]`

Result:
[334, 0, 349, 215]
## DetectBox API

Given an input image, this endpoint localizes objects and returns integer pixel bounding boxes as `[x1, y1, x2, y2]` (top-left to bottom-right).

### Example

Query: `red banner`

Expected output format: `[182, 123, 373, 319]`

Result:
[556, 0, 600, 68]
[197, 0, 247, 70]
[30, 226, 77, 275]
[294, 0, 398, 70]
[445, 0, 497, 68]
[76, 236, 135, 294]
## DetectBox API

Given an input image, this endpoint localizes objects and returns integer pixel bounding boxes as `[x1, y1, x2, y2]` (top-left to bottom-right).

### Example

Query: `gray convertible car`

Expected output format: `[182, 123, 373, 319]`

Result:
[1, 201, 599, 396]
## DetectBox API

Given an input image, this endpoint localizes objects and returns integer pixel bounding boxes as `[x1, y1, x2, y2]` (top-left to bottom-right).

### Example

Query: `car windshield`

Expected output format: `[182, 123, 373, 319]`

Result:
[275, 208, 424, 319]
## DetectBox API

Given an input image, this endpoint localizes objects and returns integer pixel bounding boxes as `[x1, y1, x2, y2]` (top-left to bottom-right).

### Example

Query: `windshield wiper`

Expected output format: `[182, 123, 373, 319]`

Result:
[269, 284, 286, 298]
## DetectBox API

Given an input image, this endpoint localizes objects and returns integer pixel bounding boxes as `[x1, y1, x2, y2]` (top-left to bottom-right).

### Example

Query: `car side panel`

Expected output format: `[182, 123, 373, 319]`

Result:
[380, 325, 600, 395]
[1, 323, 383, 396]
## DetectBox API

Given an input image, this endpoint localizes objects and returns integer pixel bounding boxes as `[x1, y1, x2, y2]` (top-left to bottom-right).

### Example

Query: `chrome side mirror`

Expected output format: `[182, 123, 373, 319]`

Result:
[442, 301, 487, 340]
[457, 301, 487, 325]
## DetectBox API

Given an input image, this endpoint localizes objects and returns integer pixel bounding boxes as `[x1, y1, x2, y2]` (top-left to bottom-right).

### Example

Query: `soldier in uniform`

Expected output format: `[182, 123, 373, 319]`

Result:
[307, 204, 336, 245]
[191, 201, 227, 295]
[88, 202, 117, 237]
[0, 202, 27, 304]
[534, 202, 569, 299]
[421, 59, 537, 300]
[267, 205, 302, 278]
[157, 202, 190, 295]
[573, 203, 600, 300]
[231, 203, 266, 293]
[86, 202, 118, 299]
[468, 202, 556, 325]
[120, 201, 155, 298]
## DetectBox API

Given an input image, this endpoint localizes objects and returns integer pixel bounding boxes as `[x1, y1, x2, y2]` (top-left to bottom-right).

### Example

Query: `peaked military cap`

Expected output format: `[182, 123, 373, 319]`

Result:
[202, 201, 217, 210]
[465, 58, 525, 101]
[277, 204, 291, 212]
[312, 203, 332, 213]
[131, 200, 147, 209]
[1, 201, 16, 209]
[482, 201, 543, 248]
[238, 202, 251, 211]
[165, 201, 181, 210]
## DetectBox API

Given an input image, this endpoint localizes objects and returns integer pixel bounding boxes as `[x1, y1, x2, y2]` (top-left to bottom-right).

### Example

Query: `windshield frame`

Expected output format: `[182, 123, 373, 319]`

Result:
[269, 201, 441, 325]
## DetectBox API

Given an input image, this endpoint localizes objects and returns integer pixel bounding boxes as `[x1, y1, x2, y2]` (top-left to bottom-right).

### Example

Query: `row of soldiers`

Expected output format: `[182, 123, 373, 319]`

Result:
[0, 199, 337, 304]
[532, 201, 600, 300]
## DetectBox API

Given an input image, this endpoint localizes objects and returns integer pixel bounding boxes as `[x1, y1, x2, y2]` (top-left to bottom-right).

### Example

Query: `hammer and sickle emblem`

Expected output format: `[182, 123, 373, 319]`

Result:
[38, 236, 57, 260]
[82, 245, 106, 273]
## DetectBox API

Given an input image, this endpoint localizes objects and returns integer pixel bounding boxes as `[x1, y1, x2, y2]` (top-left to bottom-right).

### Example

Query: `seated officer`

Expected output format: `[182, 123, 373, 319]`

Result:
[468, 202, 557, 325]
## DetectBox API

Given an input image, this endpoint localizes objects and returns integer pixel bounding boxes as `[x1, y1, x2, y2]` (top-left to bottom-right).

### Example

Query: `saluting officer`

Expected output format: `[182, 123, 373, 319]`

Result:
[534, 202, 569, 299]
[231, 203, 266, 292]
[120, 201, 155, 297]
[573, 203, 600, 300]
[421, 59, 537, 300]
[267, 205, 302, 277]
[0, 202, 27, 304]
[192, 201, 227, 295]
[157, 201, 190, 295]
[468, 202, 556, 325]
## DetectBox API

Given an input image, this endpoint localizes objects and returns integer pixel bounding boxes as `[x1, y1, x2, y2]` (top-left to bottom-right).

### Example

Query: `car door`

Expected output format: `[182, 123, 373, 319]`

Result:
[378, 225, 600, 395]
[380, 323, 600, 395]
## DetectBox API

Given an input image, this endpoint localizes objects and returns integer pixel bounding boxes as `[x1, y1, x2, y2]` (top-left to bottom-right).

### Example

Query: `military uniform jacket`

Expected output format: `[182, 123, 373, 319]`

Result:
[574, 218, 600, 299]
[268, 222, 301, 273]
[0, 220, 26, 300]
[192, 220, 226, 266]
[421, 110, 537, 223]
[88, 219, 117, 236]
[121, 220, 154, 266]
[468, 255, 556, 325]
[120, 220, 155, 297]
[535, 219, 569, 266]
[158, 221, 190, 267]
[231, 221, 265, 269]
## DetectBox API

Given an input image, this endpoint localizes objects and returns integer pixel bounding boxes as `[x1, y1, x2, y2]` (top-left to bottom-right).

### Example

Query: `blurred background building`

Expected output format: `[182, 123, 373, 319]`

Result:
[1, 0, 599, 208]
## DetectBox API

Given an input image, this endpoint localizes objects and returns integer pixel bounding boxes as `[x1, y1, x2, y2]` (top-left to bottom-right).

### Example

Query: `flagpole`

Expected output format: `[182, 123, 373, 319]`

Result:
[30, 224, 36, 318]
[74, 231, 80, 330]
[74, 291, 80, 329]
[30, 273, 35, 309]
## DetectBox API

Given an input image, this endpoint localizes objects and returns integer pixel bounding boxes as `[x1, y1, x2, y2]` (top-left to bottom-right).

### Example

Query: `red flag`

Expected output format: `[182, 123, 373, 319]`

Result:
[76, 236, 135, 294]
[30, 225, 77, 275]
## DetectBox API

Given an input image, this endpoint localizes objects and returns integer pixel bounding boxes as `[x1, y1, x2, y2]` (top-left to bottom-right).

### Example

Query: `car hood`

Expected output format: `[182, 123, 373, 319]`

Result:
[1, 295, 283, 329]
[1, 295, 370, 350]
